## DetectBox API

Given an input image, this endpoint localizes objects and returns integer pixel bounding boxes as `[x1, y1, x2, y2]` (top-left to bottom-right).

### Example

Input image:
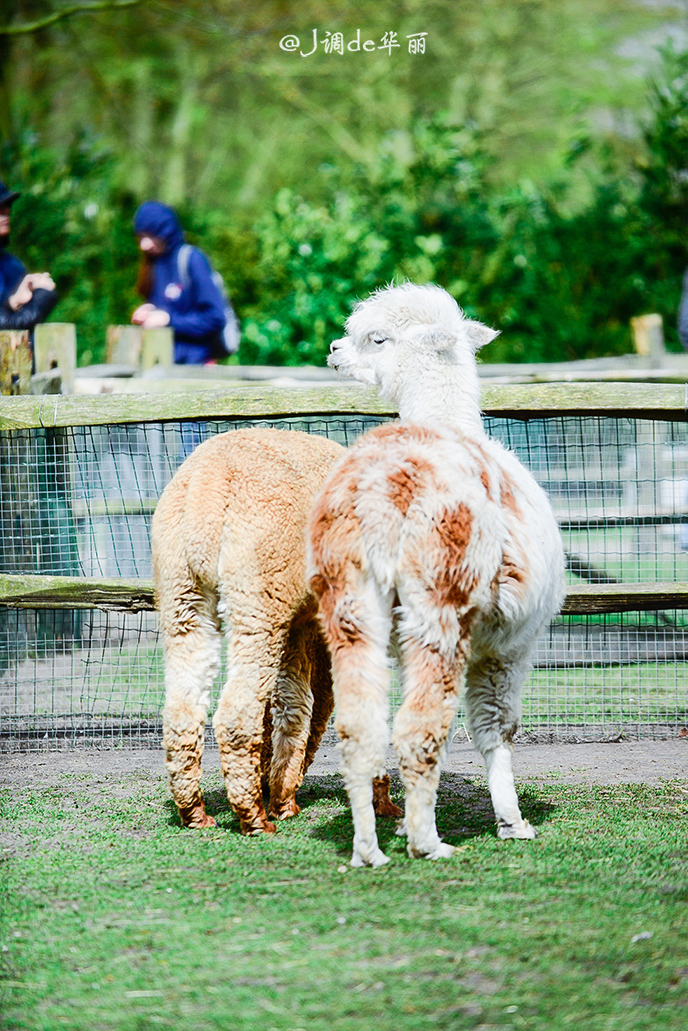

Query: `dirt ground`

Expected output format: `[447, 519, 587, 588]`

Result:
[2, 737, 686, 794]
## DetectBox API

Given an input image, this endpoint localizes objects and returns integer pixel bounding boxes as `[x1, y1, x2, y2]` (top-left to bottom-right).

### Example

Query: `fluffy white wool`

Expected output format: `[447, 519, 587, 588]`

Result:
[309, 283, 565, 867]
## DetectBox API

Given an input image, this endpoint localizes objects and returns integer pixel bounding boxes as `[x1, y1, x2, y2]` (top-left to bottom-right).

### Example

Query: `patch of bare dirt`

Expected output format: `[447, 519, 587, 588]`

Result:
[1, 737, 686, 798]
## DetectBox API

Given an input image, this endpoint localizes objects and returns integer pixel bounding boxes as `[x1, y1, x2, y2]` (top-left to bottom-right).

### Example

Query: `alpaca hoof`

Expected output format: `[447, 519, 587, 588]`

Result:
[428, 841, 455, 860]
[194, 814, 217, 829]
[497, 819, 537, 840]
[270, 799, 301, 820]
[395, 818, 408, 838]
[409, 841, 455, 860]
[179, 805, 216, 829]
[242, 818, 277, 836]
[374, 797, 403, 820]
[351, 848, 390, 869]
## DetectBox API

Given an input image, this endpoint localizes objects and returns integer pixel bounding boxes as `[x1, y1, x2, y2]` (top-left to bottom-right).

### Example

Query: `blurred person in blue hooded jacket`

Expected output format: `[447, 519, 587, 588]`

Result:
[0, 179, 58, 334]
[131, 201, 226, 365]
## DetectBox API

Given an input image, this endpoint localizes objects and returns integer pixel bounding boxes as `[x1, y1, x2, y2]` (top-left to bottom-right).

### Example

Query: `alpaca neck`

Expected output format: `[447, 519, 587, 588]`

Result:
[394, 362, 484, 437]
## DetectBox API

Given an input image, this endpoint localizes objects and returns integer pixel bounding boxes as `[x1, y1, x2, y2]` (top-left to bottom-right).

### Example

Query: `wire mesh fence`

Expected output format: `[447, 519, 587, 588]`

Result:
[1, 411, 687, 749]
[0, 415, 385, 580]
[1, 607, 686, 750]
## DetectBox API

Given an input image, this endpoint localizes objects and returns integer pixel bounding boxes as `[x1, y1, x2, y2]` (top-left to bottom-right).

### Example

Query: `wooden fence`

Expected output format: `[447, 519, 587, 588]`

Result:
[1, 321, 688, 744]
[0, 379, 687, 618]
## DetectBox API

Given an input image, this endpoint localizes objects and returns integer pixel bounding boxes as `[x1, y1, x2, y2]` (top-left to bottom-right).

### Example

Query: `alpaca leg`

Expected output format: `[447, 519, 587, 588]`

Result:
[337, 647, 392, 867]
[268, 623, 315, 820]
[260, 703, 273, 796]
[213, 622, 283, 836]
[297, 629, 400, 819]
[338, 644, 391, 869]
[372, 773, 403, 819]
[326, 584, 393, 868]
[162, 591, 222, 829]
[464, 655, 535, 839]
[303, 629, 334, 773]
[367, 626, 402, 820]
[392, 642, 462, 860]
[482, 742, 535, 840]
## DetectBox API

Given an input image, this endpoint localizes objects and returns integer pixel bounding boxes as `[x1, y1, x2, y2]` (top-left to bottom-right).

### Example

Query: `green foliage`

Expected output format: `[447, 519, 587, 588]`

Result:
[637, 45, 688, 252]
[236, 120, 491, 366]
[232, 117, 652, 365]
[236, 188, 389, 365]
[1, 131, 140, 364]
[232, 49, 688, 366]
[630, 45, 688, 339]
[4, 33, 688, 366]
[473, 181, 646, 362]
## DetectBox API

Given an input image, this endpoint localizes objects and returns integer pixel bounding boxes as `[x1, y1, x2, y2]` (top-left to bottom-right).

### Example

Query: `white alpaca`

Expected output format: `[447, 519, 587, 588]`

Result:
[307, 283, 565, 867]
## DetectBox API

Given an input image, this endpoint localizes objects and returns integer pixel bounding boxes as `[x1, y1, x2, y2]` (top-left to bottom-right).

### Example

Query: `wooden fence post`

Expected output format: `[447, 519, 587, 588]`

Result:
[631, 314, 665, 367]
[0, 331, 37, 667]
[107, 325, 141, 367]
[0, 328, 81, 655]
[34, 323, 77, 394]
[0, 330, 32, 395]
[141, 327, 174, 370]
[107, 325, 173, 371]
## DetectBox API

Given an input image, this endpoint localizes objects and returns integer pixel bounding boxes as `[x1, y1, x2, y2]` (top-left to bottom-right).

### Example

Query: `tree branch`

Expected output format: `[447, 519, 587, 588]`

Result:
[0, 0, 142, 36]
[266, 75, 373, 167]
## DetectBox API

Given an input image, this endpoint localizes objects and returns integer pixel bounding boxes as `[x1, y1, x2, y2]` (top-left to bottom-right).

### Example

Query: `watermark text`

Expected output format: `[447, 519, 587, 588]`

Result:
[279, 30, 428, 56]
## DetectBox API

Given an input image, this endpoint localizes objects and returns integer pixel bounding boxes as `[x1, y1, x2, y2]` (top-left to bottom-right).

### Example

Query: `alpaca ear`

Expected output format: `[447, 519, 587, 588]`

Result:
[464, 319, 500, 352]
[421, 325, 457, 352]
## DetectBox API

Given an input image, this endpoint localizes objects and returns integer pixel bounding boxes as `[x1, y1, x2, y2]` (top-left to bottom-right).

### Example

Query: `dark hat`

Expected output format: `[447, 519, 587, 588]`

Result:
[0, 181, 21, 207]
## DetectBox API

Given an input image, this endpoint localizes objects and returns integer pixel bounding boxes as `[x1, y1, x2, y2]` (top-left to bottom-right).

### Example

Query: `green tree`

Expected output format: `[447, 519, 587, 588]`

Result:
[632, 45, 688, 337]
[2, 2, 686, 365]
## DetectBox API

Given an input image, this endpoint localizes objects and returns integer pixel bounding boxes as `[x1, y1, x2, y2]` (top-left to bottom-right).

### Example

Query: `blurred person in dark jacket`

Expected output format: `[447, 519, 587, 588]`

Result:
[0, 180, 58, 332]
[131, 201, 226, 365]
[677, 267, 688, 352]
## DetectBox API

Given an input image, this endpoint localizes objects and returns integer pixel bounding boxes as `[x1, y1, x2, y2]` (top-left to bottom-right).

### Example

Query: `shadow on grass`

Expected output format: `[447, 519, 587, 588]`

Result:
[162, 771, 556, 850]
[302, 772, 557, 857]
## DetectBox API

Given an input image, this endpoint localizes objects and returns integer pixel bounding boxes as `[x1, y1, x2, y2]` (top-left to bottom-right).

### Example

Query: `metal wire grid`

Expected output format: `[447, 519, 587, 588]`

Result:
[1, 413, 687, 749]
[487, 416, 688, 584]
[2, 414, 686, 583]
[522, 611, 688, 741]
[1, 608, 685, 750]
[0, 416, 387, 579]
[0, 609, 163, 748]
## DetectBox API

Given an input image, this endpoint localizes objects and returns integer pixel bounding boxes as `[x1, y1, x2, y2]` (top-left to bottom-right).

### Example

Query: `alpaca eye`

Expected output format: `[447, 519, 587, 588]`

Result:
[372, 336, 387, 345]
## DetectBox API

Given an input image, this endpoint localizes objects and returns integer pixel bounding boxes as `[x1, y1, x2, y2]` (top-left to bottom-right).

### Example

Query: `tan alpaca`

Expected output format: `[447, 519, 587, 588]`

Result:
[307, 284, 565, 866]
[153, 427, 400, 834]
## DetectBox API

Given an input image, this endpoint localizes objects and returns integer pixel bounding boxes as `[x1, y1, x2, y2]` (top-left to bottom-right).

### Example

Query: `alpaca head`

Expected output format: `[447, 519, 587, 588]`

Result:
[328, 284, 498, 416]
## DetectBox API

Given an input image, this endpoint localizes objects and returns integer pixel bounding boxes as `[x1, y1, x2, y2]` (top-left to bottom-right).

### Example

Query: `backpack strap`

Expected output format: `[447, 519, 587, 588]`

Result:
[177, 244, 194, 289]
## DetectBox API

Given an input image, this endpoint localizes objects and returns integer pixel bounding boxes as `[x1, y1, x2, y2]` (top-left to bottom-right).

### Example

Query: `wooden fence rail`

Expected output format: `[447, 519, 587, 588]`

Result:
[1, 574, 687, 616]
[1, 381, 687, 618]
[0, 380, 688, 431]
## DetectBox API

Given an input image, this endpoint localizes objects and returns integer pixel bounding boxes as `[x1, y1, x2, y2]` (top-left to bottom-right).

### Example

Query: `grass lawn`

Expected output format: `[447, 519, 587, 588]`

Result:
[1, 765, 687, 1031]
